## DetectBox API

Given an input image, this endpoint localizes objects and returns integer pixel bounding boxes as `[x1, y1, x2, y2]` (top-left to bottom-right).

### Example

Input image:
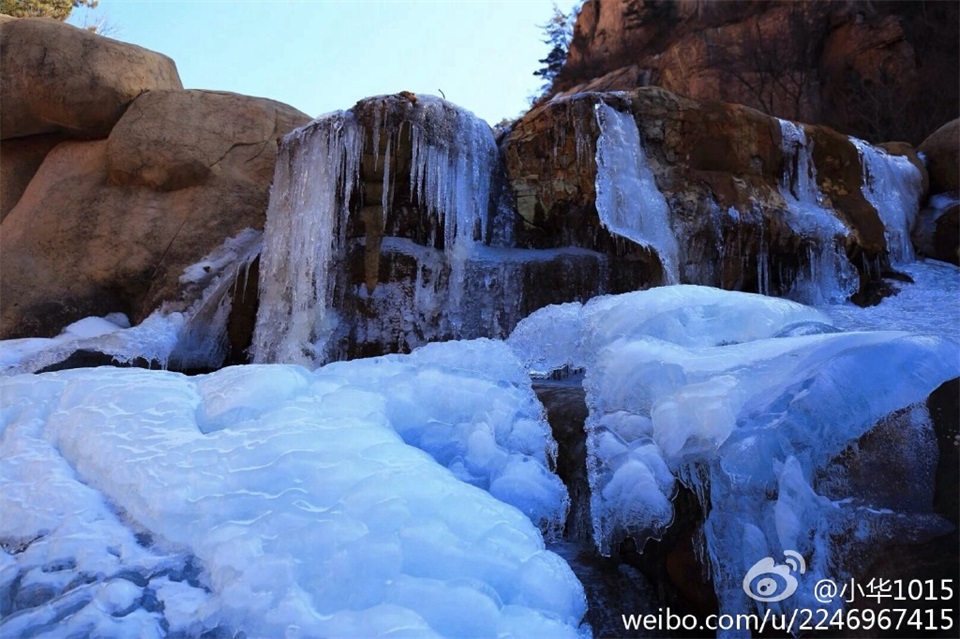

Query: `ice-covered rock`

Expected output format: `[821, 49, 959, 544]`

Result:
[508, 285, 959, 624]
[594, 101, 679, 283]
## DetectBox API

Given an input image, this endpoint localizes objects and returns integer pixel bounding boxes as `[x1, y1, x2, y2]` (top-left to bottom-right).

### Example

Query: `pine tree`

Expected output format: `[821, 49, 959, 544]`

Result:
[533, 3, 577, 94]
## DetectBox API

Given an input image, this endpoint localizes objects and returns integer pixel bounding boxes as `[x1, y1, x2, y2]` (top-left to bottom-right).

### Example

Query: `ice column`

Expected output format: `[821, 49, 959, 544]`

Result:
[594, 102, 680, 284]
[253, 113, 363, 367]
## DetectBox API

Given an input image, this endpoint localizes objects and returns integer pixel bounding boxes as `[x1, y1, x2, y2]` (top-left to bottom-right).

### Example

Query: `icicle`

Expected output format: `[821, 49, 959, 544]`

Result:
[594, 101, 680, 284]
[372, 103, 382, 173]
[381, 135, 392, 228]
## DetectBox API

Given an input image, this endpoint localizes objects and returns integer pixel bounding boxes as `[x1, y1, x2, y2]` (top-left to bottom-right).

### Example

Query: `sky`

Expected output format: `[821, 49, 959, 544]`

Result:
[68, 0, 567, 125]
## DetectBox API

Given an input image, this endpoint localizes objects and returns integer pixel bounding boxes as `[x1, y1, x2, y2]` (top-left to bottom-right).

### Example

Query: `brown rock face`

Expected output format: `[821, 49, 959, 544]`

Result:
[552, 0, 958, 145]
[0, 91, 310, 339]
[107, 90, 307, 192]
[0, 17, 183, 139]
[919, 119, 960, 195]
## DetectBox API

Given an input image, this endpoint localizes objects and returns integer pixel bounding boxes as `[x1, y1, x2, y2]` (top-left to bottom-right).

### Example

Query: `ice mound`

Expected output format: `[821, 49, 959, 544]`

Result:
[1, 356, 586, 637]
[507, 285, 830, 378]
[508, 285, 958, 621]
[323, 339, 569, 537]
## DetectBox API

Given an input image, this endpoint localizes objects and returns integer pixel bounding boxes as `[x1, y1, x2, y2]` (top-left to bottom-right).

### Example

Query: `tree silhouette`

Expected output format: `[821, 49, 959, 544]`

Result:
[533, 3, 578, 98]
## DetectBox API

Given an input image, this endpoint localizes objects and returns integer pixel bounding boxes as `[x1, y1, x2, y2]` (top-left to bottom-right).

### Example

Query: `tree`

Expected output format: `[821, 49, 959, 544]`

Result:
[1, 0, 97, 21]
[532, 3, 578, 98]
[723, 3, 825, 121]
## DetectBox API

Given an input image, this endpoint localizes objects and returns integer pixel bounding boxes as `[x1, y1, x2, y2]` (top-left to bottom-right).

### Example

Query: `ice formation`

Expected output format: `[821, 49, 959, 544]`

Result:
[508, 285, 958, 621]
[253, 111, 364, 367]
[850, 137, 923, 263]
[0, 312, 183, 376]
[594, 102, 680, 284]
[776, 120, 859, 304]
[322, 339, 570, 537]
[253, 97, 501, 367]
[0, 347, 587, 638]
[170, 228, 263, 370]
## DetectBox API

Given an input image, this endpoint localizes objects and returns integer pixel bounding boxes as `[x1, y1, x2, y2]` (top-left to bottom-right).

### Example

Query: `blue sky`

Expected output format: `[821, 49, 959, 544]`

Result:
[69, 1, 566, 124]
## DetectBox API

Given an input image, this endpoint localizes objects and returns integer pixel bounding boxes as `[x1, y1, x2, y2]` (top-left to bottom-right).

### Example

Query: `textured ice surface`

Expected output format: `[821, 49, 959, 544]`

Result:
[508, 285, 958, 618]
[594, 102, 680, 284]
[849, 137, 923, 263]
[0, 349, 585, 638]
[323, 339, 570, 537]
[253, 97, 500, 368]
[777, 120, 859, 304]
[822, 259, 960, 350]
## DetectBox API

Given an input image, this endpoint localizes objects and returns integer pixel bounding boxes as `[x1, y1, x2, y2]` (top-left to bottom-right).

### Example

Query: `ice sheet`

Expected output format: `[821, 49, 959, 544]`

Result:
[1, 353, 586, 638]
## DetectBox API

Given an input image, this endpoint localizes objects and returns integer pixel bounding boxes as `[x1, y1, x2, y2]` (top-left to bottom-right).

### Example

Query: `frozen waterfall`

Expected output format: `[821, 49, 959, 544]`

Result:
[594, 102, 680, 284]
[776, 120, 859, 305]
[252, 97, 500, 367]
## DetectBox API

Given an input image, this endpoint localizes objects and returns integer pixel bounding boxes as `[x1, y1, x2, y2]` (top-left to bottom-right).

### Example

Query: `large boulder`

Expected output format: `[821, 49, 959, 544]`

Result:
[0, 90, 311, 339]
[919, 119, 959, 194]
[0, 17, 183, 139]
[107, 89, 307, 192]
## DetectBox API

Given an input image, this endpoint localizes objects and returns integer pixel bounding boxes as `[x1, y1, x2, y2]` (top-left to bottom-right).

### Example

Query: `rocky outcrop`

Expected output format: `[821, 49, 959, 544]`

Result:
[0, 17, 183, 139]
[551, 0, 958, 145]
[919, 119, 959, 195]
[913, 119, 960, 265]
[0, 39, 310, 340]
[250, 87, 926, 366]
[502, 87, 918, 302]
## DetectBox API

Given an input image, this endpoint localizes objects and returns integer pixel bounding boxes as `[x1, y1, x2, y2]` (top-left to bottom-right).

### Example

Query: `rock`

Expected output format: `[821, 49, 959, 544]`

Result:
[0, 133, 64, 221]
[914, 193, 960, 266]
[0, 90, 311, 340]
[551, 1, 958, 145]
[919, 119, 959, 194]
[107, 89, 308, 192]
[0, 17, 182, 140]
[502, 87, 905, 300]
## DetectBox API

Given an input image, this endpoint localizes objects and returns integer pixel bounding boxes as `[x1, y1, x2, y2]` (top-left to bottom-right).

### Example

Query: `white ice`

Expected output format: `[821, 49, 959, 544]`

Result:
[0, 312, 183, 376]
[0, 346, 586, 638]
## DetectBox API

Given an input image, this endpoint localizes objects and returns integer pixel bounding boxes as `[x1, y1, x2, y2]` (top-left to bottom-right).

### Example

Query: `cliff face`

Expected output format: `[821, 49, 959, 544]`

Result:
[550, 0, 959, 145]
